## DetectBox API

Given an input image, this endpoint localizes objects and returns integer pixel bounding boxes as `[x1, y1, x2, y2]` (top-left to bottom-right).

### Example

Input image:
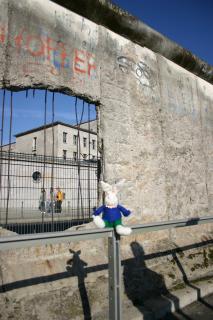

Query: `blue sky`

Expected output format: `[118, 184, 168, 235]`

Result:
[0, 90, 96, 145]
[112, 0, 213, 65]
[1, 0, 212, 145]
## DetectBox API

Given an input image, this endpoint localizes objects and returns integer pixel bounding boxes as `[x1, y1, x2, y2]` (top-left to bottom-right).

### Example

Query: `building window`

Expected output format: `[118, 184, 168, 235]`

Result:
[92, 155, 96, 160]
[73, 135, 78, 145]
[32, 171, 41, 182]
[92, 139, 96, 150]
[63, 150, 67, 160]
[83, 137, 87, 148]
[32, 137, 37, 152]
[73, 152, 77, 160]
[63, 132, 67, 143]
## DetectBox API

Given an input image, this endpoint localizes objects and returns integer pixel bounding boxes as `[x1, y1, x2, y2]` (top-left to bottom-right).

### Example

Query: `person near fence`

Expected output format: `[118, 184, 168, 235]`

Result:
[39, 188, 46, 214]
[55, 187, 64, 213]
[46, 187, 55, 214]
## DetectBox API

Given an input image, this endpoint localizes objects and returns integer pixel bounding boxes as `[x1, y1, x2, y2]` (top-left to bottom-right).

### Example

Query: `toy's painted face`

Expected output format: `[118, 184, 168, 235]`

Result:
[105, 191, 118, 207]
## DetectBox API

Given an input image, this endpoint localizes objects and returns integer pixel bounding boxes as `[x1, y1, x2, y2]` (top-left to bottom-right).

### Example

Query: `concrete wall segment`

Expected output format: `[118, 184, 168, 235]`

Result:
[52, 0, 213, 84]
[0, 0, 8, 86]
[99, 28, 168, 227]
[156, 56, 209, 222]
[1, 0, 100, 102]
[97, 25, 213, 242]
[196, 78, 213, 210]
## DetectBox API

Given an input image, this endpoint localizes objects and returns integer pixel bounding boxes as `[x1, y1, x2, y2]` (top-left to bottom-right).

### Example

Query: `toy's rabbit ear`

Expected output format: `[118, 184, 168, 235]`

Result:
[100, 181, 112, 193]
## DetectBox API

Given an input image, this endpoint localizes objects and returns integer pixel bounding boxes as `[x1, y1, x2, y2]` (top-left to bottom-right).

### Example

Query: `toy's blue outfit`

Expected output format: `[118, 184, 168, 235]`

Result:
[93, 205, 131, 227]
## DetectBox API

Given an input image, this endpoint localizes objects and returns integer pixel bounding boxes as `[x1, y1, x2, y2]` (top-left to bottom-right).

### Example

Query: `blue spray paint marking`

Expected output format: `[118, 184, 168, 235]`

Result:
[53, 51, 70, 70]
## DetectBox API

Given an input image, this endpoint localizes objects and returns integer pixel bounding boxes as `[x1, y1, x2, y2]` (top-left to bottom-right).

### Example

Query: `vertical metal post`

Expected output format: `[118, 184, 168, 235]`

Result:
[21, 201, 24, 218]
[108, 232, 122, 320]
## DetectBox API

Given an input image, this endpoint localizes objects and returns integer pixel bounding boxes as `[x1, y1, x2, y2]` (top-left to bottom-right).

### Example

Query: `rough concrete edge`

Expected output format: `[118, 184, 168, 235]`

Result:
[143, 277, 213, 319]
[93, 277, 213, 320]
[52, 0, 213, 84]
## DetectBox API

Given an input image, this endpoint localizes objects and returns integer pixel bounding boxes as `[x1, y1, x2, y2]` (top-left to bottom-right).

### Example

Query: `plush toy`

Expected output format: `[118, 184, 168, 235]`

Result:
[93, 180, 132, 235]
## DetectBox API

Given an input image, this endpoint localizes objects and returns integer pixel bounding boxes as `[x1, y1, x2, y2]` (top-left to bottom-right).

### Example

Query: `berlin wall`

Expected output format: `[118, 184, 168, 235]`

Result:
[0, 0, 212, 236]
[0, 0, 213, 319]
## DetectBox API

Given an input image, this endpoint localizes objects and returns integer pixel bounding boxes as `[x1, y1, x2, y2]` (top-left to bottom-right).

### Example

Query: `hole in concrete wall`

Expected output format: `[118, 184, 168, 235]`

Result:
[0, 89, 100, 234]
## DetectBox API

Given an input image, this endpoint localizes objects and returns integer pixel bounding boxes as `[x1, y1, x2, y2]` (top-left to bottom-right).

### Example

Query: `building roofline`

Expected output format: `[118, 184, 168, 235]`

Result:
[52, 0, 213, 84]
[0, 142, 16, 147]
[79, 119, 97, 126]
[15, 121, 97, 138]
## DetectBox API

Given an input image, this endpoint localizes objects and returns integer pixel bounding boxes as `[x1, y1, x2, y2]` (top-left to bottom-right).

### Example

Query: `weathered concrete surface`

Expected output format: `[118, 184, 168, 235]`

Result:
[0, 0, 100, 101]
[99, 30, 167, 225]
[0, 222, 213, 319]
[99, 28, 213, 243]
[163, 293, 213, 320]
[52, 0, 213, 85]
[0, 0, 213, 319]
[0, 0, 8, 84]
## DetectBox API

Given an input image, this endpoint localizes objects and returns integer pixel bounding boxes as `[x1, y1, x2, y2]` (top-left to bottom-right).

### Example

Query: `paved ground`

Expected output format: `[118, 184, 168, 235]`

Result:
[162, 293, 213, 320]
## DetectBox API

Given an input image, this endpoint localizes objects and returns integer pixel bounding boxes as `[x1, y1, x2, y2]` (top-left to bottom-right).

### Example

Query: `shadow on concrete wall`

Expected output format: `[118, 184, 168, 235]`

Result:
[123, 242, 193, 319]
[170, 249, 213, 317]
[66, 249, 91, 320]
[0, 239, 212, 319]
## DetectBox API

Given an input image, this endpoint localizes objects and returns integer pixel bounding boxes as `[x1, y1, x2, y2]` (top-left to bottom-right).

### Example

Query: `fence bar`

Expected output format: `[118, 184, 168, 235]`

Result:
[0, 216, 213, 320]
[130, 215, 213, 235]
[108, 234, 121, 320]
[0, 227, 113, 251]
[1, 216, 213, 250]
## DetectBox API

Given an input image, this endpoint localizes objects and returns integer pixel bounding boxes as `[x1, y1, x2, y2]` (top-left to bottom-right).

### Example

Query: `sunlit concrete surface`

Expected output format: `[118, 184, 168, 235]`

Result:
[163, 293, 213, 320]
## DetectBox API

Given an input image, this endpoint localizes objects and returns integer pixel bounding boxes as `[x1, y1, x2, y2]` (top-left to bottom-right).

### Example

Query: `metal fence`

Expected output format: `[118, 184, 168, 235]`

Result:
[0, 150, 100, 233]
[0, 215, 213, 320]
[0, 89, 101, 234]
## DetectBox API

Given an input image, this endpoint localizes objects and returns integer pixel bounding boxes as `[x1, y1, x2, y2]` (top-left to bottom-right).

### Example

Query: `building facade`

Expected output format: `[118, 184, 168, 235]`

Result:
[12, 120, 98, 160]
[0, 120, 99, 220]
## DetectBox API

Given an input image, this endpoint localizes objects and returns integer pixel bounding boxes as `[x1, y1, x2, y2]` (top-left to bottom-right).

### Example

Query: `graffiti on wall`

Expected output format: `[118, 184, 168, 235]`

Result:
[0, 25, 5, 44]
[117, 56, 156, 88]
[0, 24, 97, 79]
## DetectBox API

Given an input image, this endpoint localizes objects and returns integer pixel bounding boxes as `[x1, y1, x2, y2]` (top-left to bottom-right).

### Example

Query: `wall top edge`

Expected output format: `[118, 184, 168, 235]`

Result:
[51, 0, 213, 85]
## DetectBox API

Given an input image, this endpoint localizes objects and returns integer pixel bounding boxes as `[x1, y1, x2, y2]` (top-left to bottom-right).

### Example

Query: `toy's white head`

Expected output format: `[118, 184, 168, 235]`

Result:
[100, 180, 126, 208]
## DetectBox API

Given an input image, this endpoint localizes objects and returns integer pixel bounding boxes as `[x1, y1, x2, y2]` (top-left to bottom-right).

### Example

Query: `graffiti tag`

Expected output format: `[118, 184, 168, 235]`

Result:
[0, 24, 97, 79]
[117, 56, 156, 88]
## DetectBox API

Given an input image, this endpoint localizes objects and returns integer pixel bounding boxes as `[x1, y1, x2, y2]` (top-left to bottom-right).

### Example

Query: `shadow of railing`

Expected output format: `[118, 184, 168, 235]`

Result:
[0, 239, 212, 319]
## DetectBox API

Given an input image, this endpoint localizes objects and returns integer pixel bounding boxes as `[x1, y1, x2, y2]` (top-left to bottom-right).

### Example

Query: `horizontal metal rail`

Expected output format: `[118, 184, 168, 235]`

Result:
[0, 227, 113, 251]
[0, 150, 98, 167]
[0, 215, 212, 250]
[0, 215, 213, 320]
[131, 215, 213, 235]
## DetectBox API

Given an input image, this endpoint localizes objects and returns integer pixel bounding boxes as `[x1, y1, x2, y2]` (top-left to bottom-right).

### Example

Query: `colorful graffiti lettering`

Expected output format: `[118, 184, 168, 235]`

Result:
[0, 25, 5, 44]
[26, 34, 45, 57]
[74, 49, 96, 76]
[0, 25, 97, 79]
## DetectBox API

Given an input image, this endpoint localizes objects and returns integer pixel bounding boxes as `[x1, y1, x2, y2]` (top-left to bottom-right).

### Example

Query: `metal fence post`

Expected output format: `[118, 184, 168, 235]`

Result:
[21, 201, 24, 218]
[108, 232, 122, 320]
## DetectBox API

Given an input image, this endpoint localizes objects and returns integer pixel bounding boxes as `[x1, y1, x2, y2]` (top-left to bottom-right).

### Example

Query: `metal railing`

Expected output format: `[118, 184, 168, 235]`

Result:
[0, 215, 213, 320]
[0, 151, 101, 234]
[0, 89, 100, 234]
